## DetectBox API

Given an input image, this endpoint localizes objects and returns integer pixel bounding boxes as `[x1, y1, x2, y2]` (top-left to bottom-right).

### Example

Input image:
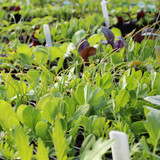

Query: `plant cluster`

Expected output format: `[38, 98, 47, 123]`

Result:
[0, 0, 160, 160]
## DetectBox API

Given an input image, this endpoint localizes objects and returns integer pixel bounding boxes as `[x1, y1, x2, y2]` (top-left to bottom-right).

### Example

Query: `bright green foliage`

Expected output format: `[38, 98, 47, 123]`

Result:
[63, 96, 75, 119]
[126, 75, 138, 91]
[145, 95, 160, 105]
[115, 89, 130, 112]
[73, 104, 90, 120]
[75, 83, 104, 107]
[131, 121, 146, 135]
[17, 44, 32, 64]
[42, 99, 59, 125]
[32, 46, 49, 65]
[72, 29, 86, 45]
[35, 121, 51, 140]
[36, 93, 55, 111]
[144, 107, 160, 153]
[93, 117, 106, 137]
[96, 73, 113, 90]
[0, 1, 160, 159]
[0, 141, 17, 160]
[16, 104, 27, 122]
[26, 69, 40, 89]
[14, 127, 33, 160]
[52, 118, 69, 160]
[0, 100, 18, 129]
[36, 138, 49, 160]
[137, 84, 150, 98]
[80, 135, 115, 160]
[111, 27, 121, 37]
[80, 134, 96, 155]
[88, 34, 102, 46]
[50, 47, 64, 61]
[4, 76, 20, 101]
[22, 106, 42, 130]
[151, 72, 160, 90]
[75, 83, 85, 105]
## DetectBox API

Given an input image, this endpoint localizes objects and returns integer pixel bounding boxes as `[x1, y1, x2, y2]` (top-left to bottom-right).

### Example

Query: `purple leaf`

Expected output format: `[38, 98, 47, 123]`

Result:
[101, 26, 115, 48]
[76, 39, 90, 53]
[0, 54, 7, 57]
[114, 40, 124, 50]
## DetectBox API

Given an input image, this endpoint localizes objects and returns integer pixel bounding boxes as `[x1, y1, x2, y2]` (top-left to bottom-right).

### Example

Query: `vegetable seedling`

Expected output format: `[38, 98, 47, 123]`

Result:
[76, 39, 96, 62]
[101, 26, 127, 51]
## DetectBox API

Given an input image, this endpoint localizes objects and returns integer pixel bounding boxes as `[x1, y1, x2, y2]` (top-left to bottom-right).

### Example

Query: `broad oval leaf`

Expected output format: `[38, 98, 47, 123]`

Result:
[0, 100, 17, 129]
[115, 89, 130, 112]
[36, 121, 50, 140]
[144, 95, 160, 105]
[22, 106, 42, 130]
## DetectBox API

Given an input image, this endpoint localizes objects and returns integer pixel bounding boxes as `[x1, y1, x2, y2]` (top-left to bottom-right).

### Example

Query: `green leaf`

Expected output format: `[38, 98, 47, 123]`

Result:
[14, 127, 33, 160]
[131, 6, 138, 14]
[118, 74, 127, 90]
[88, 34, 101, 46]
[52, 118, 68, 160]
[36, 138, 49, 160]
[144, 106, 158, 118]
[144, 95, 160, 105]
[7, 117, 20, 129]
[18, 53, 31, 65]
[115, 89, 130, 112]
[111, 27, 121, 37]
[144, 109, 160, 149]
[22, 106, 42, 130]
[17, 44, 32, 59]
[33, 46, 49, 64]
[76, 83, 85, 105]
[83, 83, 104, 106]
[80, 134, 96, 155]
[131, 121, 146, 135]
[63, 96, 75, 119]
[89, 88, 104, 106]
[50, 47, 64, 61]
[73, 104, 90, 120]
[81, 138, 114, 160]
[151, 72, 160, 90]
[0, 100, 17, 129]
[93, 117, 106, 137]
[126, 75, 138, 91]
[26, 69, 40, 88]
[112, 52, 122, 64]
[56, 55, 64, 73]
[80, 116, 97, 134]
[69, 119, 81, 147]
[100, 73, 113, 90]
[140, 136, 160, 159]
[72, 30, 86, 45]
[16, 105, 27, 122]
[137, 84, 150, 98]
[78, 0, 86, 5]
[5, 76, 20, 100]
[128, 38, 134, 52]
[42, 100, 59, 124]
[36, 93, 54, 111]
[35, 121, 50, 140]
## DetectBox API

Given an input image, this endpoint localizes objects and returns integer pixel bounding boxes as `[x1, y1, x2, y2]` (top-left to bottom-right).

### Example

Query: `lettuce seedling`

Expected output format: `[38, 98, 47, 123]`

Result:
[101, 26, 127, 51]
[76, 39, 96, 62]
